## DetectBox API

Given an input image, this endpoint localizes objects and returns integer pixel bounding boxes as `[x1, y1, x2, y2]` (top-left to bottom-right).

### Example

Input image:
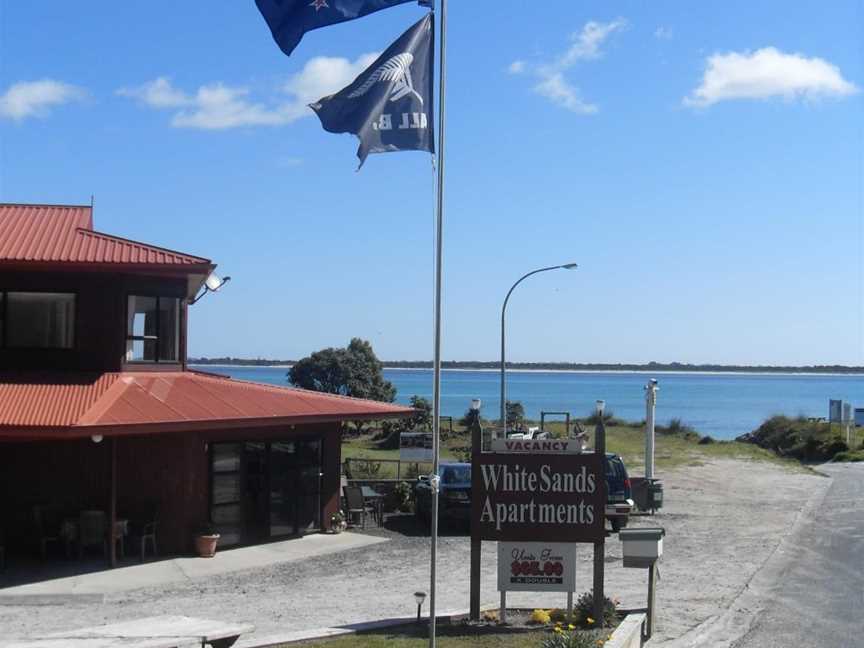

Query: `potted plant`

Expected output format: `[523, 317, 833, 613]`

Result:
[194, 524, 220, 558]
[330, 510, 347, 533]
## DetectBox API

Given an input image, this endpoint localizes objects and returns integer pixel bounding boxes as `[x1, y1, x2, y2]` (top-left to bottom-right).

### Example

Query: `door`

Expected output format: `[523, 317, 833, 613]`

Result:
[210, 438, 323, 545]
[294, 440, 322, 534]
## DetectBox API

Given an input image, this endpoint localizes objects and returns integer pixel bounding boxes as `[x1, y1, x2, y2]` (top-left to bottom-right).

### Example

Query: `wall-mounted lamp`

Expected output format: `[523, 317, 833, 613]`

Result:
[91, 434, 103, 444]
[189, 272, 231, 305]
[414, 591, 427, 621]
[470, 398, 482, 411]
[595, 400, 606, 416]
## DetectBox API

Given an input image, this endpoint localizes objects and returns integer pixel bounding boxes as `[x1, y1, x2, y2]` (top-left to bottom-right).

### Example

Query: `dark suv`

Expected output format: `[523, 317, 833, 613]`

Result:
[414, 455, 633, 532]
[604, 453, 633, 532]
[414, 462, 472, 524]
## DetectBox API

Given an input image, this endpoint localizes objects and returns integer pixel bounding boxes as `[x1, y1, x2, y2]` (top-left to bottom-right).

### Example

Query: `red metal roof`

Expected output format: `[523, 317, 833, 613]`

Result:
[0, 371, 414, 440]
[0, 203, 212, 270]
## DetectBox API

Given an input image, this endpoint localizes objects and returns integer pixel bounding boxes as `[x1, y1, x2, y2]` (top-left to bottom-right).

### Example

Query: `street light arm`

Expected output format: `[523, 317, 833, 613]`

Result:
[499, 263, 577, 435]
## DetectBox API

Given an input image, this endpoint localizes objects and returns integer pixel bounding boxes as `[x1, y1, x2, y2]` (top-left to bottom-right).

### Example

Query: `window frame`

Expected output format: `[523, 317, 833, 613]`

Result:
[0, 290, 77, 350]
[125, 294, 181, 364]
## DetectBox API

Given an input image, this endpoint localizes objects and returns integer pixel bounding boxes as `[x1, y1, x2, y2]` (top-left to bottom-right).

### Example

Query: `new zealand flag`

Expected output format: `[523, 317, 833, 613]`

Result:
[255, 0, 430, 57]
[310, 13, 434, 167]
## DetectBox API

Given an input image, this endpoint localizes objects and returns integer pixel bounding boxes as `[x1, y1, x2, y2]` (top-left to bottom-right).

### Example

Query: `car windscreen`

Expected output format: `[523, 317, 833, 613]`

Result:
[440, 465, 471, 485]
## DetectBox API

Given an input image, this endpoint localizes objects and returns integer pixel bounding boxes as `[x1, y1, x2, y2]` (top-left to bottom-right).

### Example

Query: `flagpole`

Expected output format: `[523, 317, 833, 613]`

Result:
[429, 0, 447, 646]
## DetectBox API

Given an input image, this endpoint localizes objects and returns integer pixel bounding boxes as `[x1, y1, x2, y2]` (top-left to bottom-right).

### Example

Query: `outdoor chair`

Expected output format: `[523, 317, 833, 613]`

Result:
[78, 510, 107, 558]
[131, 508, 159, 562]
[32, 506, 64, 561]
[344, 486, 375, 529]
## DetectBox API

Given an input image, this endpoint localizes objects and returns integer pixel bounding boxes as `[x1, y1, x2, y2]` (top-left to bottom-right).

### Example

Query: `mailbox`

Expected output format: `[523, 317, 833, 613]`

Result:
[619, 527, 665, 568]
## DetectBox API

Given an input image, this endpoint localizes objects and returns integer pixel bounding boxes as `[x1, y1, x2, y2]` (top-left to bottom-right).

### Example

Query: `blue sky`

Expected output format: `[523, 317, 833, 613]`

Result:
[1, 1, 862, 365]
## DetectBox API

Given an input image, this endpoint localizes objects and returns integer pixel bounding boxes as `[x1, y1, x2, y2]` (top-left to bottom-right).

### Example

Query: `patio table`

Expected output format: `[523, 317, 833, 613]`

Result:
[0, 615, 254, 648]
[360, 486, 384, 526]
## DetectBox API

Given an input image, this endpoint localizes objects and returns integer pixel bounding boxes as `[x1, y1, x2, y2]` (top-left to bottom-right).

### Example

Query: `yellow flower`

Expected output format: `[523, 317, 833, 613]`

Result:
[587, 617, 595, 625]
[554, 627, 563, 634]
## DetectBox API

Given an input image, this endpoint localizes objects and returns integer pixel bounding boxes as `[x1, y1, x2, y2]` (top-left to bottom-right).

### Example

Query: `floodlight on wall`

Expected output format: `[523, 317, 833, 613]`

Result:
[91, 434, 103, 444]
[189, 272, 232, 305]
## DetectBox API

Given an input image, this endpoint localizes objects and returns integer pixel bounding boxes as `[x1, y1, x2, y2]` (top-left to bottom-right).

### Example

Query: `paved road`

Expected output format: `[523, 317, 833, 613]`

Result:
[733, 463, 864, 648]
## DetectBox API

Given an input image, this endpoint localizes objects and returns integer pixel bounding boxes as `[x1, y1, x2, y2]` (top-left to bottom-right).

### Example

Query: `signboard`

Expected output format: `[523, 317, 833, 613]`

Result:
[400, 432, 433, 462]
[490, 438, 583, 454]
[472, 451, 605, 543]
[829, 399, 842, 423]
[497, 541, 576, 592]
[855, 408, 864, 428]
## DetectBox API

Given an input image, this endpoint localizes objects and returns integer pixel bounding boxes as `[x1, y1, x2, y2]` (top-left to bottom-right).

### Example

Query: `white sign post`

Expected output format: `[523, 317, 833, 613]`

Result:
[497, 541, 577, 622]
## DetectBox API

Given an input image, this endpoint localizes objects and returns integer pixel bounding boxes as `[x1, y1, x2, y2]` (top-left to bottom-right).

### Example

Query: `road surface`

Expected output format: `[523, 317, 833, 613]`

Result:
[733, 463, 864, 648]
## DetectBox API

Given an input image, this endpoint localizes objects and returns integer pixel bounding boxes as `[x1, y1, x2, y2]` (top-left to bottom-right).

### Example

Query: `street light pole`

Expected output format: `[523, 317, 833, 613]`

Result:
[499, 263, 578, 437]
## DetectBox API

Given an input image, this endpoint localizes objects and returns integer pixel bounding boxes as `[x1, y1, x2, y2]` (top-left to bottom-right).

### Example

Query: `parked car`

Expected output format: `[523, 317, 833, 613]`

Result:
[604, 453, 633, 532]
[414, 462, 471, 524]
[414, 454, 634, 532]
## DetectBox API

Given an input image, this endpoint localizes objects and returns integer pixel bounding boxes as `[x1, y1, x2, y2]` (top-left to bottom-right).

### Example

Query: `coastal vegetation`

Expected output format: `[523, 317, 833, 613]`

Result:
[189, 357, 864, 374]
[341, 414, 795, 477]
[736, 416, 864, 463]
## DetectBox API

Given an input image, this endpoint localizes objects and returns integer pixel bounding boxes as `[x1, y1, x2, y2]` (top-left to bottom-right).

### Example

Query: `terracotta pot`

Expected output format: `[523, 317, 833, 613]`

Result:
[194, 534, 220, 558]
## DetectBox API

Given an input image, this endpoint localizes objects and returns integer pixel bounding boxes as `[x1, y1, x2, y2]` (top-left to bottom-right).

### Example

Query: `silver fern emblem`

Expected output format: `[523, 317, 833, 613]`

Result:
[348, 53, 423, 104]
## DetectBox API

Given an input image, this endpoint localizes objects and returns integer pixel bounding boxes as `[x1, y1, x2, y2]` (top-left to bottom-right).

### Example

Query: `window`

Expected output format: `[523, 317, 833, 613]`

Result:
[126, 295, 180, 362]
[1, 292, 75, 349]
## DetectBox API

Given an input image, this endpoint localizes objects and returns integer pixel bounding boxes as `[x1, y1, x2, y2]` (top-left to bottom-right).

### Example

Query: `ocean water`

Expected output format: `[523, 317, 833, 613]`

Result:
[192, 365, 863, 440]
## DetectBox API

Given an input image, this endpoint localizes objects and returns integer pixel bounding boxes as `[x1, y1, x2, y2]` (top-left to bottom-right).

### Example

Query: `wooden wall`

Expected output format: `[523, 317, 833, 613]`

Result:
[0, 270, 187, 371]
[0, 422, 343, 556]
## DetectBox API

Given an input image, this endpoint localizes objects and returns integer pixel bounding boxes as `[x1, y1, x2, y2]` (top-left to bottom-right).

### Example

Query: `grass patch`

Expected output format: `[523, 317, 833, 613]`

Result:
[342, 415, 836, 479]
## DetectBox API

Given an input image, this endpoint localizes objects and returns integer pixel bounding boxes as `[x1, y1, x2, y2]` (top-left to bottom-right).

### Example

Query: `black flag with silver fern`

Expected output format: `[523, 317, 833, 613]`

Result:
[309, 13, 434, 167]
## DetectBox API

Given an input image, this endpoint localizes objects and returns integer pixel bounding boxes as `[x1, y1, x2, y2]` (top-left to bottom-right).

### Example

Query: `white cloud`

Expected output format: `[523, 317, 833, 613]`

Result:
[509, 19, 625, 114]
[534, 73, 597, 114]
[558, 19, 627, 66]
[117, 77, 191, 108]
[281, 53, 379, 121]
[508, 60, 526, 75]
[654, 26, 673, 40]
[0, 79, 85, 121]
[118, 53, 379, 130]
[685, 47, 859, 107]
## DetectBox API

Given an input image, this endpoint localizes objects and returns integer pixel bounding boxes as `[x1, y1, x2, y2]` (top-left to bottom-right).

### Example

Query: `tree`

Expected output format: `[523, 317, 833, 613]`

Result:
[289, 338, 396, 434]
[506, 400, 526, 432]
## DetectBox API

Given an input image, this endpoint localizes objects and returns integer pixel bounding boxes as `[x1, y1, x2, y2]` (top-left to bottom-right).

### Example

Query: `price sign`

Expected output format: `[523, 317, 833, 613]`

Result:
[497, 541, 576, 593]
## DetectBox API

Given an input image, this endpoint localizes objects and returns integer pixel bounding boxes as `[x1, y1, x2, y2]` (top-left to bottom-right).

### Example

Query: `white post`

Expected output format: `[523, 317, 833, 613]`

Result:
[645, 379, 658, 480]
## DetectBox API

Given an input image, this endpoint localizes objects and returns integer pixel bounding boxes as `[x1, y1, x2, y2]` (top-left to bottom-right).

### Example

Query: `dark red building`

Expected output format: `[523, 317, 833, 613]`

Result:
[0, 203, 412, 563]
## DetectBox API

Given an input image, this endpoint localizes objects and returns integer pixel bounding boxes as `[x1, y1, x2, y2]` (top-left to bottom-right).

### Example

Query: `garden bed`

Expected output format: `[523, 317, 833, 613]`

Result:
[284, 607, 623, 648]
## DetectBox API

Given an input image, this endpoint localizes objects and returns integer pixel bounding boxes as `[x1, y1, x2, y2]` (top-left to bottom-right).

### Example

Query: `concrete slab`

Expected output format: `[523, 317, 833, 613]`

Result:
[0, 532, 387, 601]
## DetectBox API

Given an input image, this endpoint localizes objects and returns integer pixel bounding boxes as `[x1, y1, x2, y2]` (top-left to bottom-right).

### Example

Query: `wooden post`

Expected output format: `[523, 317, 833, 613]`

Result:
[593, 418, 606, 625]
[469, 413, 482, 621]
[109, 437, 117, 568]
[646, 562, 657, 638]
[499, 591, 506, 623]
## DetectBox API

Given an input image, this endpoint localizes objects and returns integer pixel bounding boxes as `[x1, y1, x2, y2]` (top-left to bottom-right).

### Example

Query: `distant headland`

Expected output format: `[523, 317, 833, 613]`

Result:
[188, 358, 864, 374]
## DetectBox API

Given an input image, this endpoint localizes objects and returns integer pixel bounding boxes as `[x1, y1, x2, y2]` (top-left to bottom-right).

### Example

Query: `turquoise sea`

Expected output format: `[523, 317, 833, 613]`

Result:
[191, 365, 863, 440]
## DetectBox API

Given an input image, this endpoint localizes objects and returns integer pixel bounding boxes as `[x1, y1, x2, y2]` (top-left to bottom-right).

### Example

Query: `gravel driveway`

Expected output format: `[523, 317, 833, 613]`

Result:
[0, 458, 826, 645]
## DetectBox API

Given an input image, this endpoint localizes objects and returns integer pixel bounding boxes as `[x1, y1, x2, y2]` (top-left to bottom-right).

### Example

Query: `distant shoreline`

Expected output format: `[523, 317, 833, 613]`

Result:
[189, 359, 864, 376]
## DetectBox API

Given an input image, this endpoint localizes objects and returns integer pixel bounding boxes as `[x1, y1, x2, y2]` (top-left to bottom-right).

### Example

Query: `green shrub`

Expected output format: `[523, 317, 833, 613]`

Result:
[737, 416, 854, 462]
[832, 449, 864, 462]
[574, 591, 618, 628]
[388, 481, 413, 512]
[698, 435, 716, 445]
